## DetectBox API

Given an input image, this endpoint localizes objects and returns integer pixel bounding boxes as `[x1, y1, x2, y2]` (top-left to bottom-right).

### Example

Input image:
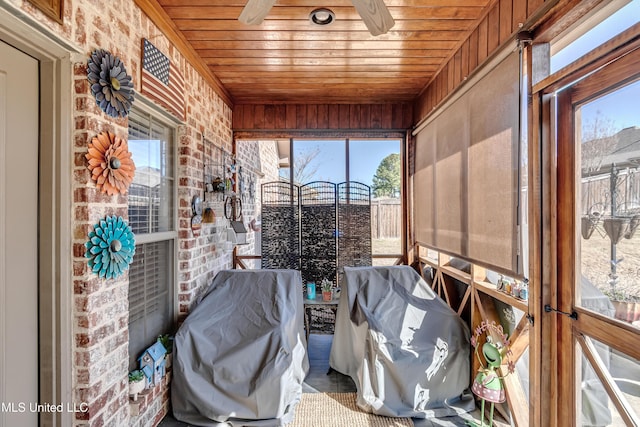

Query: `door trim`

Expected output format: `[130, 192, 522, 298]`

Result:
[0, 7, 76, 426]
[0, 47, 6, 423]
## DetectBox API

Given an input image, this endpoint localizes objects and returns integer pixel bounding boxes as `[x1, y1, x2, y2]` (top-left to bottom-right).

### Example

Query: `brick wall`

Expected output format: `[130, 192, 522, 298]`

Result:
[3, 0, 233, 426]
[234, 140, 281, 267]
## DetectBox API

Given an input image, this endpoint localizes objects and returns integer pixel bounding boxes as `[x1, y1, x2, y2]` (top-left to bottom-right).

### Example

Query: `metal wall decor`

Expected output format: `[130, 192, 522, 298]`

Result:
[86, 131, 136, 195]
[85, 215, 136, 279]
[191, 195, 203, 235]
[87, 49, 135, 118]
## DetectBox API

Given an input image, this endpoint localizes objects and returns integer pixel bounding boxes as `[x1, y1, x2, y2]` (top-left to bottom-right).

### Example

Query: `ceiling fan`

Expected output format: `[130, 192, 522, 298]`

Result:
[238, 0, 395, 36]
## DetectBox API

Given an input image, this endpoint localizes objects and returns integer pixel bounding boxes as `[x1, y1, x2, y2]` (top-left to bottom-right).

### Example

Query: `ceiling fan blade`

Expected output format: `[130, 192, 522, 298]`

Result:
[238, 0, 277, 25]
[351, 0, 395, 36]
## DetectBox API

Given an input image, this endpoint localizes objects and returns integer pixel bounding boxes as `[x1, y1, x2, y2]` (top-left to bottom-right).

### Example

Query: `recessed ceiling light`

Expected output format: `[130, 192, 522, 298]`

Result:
[309, 8, 335, 26]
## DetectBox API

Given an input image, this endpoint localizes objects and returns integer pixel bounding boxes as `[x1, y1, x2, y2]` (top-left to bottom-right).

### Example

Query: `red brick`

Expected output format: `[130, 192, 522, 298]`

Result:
[74, 187, 89, 203]
[76, 333, 90, 347]
[75, 296, 88, 311]
[73, 261, 87, 277]
[74, 242, 88, 257]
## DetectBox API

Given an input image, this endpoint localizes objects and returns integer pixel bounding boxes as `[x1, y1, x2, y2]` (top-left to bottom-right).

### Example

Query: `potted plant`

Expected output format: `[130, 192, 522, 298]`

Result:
[321, 278, 333, 302]
[158, 334, 174, 368]
[128, 369, 146, 400]
[158, 334, 173, 353]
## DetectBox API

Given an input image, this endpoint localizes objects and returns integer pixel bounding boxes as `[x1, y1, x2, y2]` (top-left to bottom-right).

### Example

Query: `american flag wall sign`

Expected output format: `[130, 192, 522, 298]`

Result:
[141, 39, 186, 121]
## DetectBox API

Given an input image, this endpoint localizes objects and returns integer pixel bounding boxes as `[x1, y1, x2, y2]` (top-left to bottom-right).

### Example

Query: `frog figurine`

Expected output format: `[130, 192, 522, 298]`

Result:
[468, 320, 514, 427]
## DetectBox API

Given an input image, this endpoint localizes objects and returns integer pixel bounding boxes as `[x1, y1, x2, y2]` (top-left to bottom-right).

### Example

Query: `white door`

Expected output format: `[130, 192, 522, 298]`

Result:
[0, 40, 39, 426]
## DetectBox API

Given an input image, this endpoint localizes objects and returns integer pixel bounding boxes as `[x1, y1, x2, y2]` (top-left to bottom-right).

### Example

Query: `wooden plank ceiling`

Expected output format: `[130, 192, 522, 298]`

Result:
[156, 0, 493, 105]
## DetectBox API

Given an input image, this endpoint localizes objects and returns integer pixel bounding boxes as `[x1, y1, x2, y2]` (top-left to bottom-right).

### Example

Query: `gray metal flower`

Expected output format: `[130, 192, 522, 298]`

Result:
[87, 49, 135, 118]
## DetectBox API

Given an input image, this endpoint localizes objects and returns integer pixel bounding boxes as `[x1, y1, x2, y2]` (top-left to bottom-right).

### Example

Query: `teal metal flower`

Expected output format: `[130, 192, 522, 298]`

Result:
[87, 49, 135, 118]
[85, 215, 136, 279]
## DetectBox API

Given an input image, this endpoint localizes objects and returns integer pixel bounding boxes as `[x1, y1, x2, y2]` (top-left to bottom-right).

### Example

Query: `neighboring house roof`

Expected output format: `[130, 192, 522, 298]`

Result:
[584, 126, 640, 175]
[132, 166, 162, 188]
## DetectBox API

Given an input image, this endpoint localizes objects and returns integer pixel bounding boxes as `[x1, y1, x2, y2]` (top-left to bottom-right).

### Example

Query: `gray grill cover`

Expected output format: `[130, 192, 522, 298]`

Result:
[330, 266, 473, 418]
[172, 269, 309, 426]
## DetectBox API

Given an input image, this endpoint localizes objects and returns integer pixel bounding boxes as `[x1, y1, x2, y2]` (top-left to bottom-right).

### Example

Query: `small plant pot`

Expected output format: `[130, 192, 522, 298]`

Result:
[322, 291, 332, 301]
[129, 379, 145, 401]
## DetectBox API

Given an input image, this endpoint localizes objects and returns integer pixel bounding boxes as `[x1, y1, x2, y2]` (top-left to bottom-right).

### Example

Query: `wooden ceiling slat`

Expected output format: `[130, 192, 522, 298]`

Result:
[174, 18, 478, 32]
[211, 64, 438, 72]
[214, 70, 434, 77]
[222, 78, 428, 85]
[237, 94, 419, 101]
[232, 93, 417, 101]
[160, 0, 488, 7]
[234, 97, 416, 104]
[198, 49, 448, 59]
[190, 40, 459, 50]
[163, 6, 485, 20]
[229, 86, 423, 93]
[205, 57, 444, 65]
[182, 30, 466, 41]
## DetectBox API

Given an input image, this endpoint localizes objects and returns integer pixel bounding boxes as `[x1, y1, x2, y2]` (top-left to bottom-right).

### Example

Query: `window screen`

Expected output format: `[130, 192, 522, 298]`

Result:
[413, 48, 521, 274]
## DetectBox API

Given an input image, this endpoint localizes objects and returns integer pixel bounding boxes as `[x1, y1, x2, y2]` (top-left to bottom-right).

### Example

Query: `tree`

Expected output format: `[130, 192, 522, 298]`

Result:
[372, 153, 400, 198]
[279, 145, 321, 184]
[581, 110, 619, 174]
[293, 146, 321, 184]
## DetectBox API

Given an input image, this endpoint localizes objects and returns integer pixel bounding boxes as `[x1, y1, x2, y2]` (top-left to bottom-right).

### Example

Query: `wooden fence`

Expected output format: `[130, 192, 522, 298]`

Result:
[371, 198, 401, 239]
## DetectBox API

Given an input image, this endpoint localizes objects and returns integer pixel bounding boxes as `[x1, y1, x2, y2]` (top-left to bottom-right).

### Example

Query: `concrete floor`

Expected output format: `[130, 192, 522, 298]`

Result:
[160, 334, 499, 427]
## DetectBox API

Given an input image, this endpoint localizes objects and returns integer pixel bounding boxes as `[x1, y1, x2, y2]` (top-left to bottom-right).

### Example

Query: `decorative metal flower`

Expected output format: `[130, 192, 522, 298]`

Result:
[85, 215, 136, 279]
[86, 131, 136, 195]
[87, 49, 135, 118]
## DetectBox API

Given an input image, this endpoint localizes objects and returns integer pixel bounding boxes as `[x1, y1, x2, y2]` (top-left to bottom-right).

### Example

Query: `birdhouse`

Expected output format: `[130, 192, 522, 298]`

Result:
[140, 365, 153, 389]
[138, 341, 167, 387]
[227, 220, 248, 245]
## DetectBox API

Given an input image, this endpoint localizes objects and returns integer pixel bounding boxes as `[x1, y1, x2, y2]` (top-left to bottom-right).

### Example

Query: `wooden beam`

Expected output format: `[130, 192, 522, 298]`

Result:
[474, 280, 529, 312]
[507, 316, 530, 363]
[574, 309, 640, 361]
[457, 286, 471, 317]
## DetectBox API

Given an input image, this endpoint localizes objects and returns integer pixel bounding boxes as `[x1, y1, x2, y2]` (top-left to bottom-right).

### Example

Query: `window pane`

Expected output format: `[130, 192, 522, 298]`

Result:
[128, 112, 175, 235]
[551, 0, 640, 73]
[578, 79, 640, 326]
[292, 139, 345, 184]
[349, 139, 402, 258]
[128, 240, 174, 370]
